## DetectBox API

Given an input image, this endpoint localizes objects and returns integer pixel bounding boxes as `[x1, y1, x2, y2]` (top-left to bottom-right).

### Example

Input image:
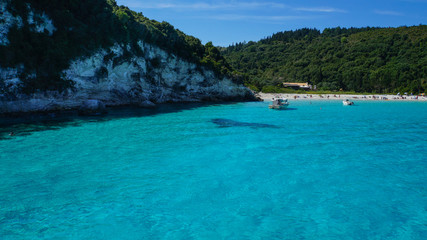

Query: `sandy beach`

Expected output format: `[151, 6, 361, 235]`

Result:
[257, 92, 427, 102]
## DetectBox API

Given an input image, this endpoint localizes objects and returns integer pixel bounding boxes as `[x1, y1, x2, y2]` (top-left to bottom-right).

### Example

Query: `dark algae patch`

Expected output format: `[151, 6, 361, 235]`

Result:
[211, 118, 280, 129]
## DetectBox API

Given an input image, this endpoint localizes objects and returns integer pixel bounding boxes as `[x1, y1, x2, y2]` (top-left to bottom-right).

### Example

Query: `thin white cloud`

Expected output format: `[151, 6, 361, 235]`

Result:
[122, 1, 347, 17]
[294, 7, 346, 13]
[199, 14, 314, 22]
[125, 1, 288, 10]
[374, 10, 404, 16]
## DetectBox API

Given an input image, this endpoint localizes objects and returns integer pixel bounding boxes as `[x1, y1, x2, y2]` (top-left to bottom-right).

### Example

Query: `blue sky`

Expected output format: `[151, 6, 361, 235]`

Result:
[115, 0, 427, 46]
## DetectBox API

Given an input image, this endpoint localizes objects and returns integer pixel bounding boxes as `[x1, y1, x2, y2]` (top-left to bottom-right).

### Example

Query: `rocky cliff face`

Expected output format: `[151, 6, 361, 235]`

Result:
[0, 3, 254, 114]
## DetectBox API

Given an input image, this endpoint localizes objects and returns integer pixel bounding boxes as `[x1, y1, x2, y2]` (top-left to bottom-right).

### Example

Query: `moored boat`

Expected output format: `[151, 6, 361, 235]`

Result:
[269, 98, 289, 110]
[343, 99, 354, 106]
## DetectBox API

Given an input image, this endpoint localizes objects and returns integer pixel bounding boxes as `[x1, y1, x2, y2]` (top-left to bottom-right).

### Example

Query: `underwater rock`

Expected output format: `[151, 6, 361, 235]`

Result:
[211, 118, 279, 129]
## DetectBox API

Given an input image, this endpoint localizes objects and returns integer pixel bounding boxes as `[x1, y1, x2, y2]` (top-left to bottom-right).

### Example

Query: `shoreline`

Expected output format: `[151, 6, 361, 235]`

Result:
[257, 92, 427, 102]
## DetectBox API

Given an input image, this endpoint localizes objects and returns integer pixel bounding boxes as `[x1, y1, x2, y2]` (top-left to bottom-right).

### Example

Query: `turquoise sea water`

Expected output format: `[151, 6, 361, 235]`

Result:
[1, 100, 426, 239]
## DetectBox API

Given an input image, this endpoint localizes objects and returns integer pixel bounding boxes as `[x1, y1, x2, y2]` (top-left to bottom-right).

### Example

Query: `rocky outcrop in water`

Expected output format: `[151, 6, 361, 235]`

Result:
[78, 100, 107, 116]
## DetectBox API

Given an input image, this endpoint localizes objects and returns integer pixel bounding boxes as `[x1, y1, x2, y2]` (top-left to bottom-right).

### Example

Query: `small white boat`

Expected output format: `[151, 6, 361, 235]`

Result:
[269, 98, 289, 110]
[343, 99, 354, 106]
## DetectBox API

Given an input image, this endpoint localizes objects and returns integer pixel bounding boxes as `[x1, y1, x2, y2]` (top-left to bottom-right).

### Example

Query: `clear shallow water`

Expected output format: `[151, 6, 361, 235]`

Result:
[0, 101, 426, 239]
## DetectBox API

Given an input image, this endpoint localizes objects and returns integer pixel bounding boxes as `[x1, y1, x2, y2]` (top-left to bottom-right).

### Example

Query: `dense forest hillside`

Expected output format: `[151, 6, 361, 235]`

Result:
[222, 26, 427, 94]
[0, 0, 232, 93]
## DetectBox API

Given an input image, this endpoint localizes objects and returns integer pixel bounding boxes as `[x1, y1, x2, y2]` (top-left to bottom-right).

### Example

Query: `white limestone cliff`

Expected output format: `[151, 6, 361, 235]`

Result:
[0, 41, 253, 113]
[0, 3, 253, 114]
